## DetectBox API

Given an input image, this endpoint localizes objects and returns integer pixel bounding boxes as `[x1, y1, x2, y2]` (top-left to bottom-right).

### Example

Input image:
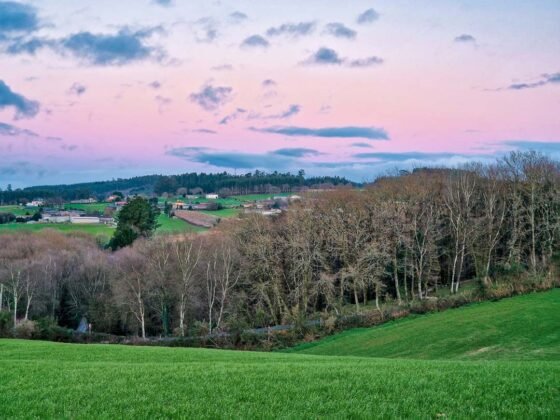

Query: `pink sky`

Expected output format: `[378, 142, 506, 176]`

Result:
[0, 0, 559, 187]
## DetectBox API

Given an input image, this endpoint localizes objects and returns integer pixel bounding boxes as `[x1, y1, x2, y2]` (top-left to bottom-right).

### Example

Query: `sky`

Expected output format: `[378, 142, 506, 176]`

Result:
[0, 0, 559, 188]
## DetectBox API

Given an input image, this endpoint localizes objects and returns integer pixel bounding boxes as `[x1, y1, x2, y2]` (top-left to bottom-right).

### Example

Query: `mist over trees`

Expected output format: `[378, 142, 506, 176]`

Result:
[0, 152, 558, 341]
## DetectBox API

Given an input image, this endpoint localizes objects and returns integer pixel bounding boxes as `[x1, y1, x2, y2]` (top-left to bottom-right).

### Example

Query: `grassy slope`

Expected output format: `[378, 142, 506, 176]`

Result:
[288, 290, 560, 361]
[0, 339, 558, 418]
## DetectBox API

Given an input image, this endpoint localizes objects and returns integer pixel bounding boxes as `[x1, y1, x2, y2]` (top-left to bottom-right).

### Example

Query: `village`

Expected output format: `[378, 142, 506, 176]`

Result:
[0, 191, 304, 233]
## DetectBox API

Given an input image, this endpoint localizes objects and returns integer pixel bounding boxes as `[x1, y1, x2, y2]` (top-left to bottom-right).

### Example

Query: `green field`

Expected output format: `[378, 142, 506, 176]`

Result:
[0, 205, 35, 216]
[289, 290, 560, 361]
[0, 291, 558, 418]
[156, 214, 207, 234]
[198, 208, 241, 218]
[0, 222, 114, 237]
[63, 202, 110, 212]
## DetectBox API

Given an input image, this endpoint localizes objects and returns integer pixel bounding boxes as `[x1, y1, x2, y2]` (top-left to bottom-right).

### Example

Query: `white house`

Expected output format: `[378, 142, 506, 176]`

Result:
[205, 194, 219, 199]
[26, 200, 44, 207]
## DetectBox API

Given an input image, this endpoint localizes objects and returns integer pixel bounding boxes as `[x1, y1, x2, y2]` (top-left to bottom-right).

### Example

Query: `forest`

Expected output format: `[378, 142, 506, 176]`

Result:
[0, 151, 558, 345]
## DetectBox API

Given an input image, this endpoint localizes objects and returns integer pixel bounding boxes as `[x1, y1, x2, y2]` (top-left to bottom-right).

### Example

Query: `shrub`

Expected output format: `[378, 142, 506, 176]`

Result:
[14, 320, 37, 339]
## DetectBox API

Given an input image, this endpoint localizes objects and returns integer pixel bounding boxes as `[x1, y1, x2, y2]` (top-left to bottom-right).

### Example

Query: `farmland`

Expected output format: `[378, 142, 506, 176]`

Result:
[0, 290, 558, 418]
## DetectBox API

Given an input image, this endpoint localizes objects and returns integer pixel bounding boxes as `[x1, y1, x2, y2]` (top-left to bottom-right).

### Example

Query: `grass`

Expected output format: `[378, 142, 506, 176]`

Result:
[0, 205, 35, 216]
[0, 339, 558, 418]
[0, 222, 114, 237]
[1, 291, 559, 417]
[198, 208, 241, 218]
[156, 214, 207, 234]
[63, 202, 110, 212]
[288, 289, 560, 361]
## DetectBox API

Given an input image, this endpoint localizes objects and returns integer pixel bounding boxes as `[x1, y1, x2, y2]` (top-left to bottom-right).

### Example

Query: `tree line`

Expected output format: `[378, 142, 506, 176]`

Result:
[0, 152, 558, 341]
[1, 171, 353, 204]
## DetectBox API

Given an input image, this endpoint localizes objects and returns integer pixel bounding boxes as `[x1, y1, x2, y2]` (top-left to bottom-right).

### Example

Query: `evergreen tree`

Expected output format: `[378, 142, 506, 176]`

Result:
[109, 197, 160, 250]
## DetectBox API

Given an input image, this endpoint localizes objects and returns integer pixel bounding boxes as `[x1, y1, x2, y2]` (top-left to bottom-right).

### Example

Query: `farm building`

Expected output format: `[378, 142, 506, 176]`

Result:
[70, 216, 100, 224]
[205, 194, 219, 199]
[26, 199, 44, 207]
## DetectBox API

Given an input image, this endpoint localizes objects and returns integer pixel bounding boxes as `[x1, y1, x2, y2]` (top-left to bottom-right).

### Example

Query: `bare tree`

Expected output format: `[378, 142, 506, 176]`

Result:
[172, 236, 201, 336]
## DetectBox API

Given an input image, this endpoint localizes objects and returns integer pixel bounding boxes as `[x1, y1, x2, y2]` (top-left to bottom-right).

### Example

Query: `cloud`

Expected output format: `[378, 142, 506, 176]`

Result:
[266, 21, 316, 37]
[0, 1, 39, 35]
[505, 72, 560, 90]
[352, 142, 374, 148]
[4, 37, 53, 54]
[272, 148, 321, 157]
[219, 108, 246, 125]
[167, 147, 293, 169]
[352, 151, 457, 161]
[68, 83, 86, 96]
[230, 11, 248, 23]
[500, 140, 560, 156]
[241, 34, 269, 48]
[189, 84, 233, 111]
[262, 79, 276, 87]
[149, 81, 161, 89]
[357, 8, 380, 24]
[304, 47, 343, 65]
[211, 64, 233, 71]
[193, 17, 218, 43]
[0, 80, 40, 119]
[250, 104, 301, 120]
[60, 27, 164, 65]
[153, 0, 172, 6]
[454, 34, 476, 43]
[254, 125, 389, 140]
[192, 128, 217, 134]
[324, 23, 357, 39]
[7, 27, 166, 65]
[303, 47, 383, 67]
[348, 56, 383, 67]
[0, 121, 38, 137]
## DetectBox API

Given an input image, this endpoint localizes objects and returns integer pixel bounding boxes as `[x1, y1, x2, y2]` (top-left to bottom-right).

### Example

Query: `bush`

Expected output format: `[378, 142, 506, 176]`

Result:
[14, 320, 37, 339]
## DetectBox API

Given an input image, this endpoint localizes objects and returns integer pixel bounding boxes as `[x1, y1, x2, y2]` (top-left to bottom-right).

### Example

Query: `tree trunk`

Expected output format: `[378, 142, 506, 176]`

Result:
[393, 254, 402, 304]
[12, 287, 18, 327]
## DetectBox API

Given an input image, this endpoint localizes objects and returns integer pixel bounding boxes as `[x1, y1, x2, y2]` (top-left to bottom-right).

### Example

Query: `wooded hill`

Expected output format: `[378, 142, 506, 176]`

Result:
[0, 171, 353, 203]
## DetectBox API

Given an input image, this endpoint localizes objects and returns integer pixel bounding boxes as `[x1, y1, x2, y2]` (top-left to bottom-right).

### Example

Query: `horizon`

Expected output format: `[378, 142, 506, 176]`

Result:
[1, 0, 559, 188]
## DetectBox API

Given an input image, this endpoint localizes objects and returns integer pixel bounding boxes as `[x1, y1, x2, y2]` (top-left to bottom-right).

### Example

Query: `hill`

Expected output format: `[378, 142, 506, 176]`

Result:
[287, 290, 560, 361]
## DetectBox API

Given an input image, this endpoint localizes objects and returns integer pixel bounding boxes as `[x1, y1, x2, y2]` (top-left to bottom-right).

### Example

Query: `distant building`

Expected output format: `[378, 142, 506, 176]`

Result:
[70, 198, 97, 204]
[205, 194, 219, 200]
[173, 201, 187, 210]
[26, 199, 44, 207]
[70, 216, 100, 224]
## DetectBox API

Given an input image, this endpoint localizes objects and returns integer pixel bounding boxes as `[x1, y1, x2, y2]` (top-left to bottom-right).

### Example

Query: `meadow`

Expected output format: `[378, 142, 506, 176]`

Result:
[0, 291, 558, 418]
